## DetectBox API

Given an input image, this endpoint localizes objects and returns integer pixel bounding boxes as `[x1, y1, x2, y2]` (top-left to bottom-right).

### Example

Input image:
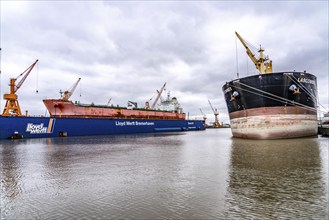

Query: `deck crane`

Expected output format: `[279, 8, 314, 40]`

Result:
[127, 101, 138, 109]
[107, 98, 112, 106]
[2, 59, 39, 116]
[235, 31, 272, 74]
[151, 82, 166, 109]
[208, 99, 220, 128]
[61, 78, 81, 101]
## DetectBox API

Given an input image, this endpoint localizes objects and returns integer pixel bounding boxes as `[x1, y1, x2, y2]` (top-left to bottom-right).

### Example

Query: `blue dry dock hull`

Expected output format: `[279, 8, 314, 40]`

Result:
[0, 116, 205, 139]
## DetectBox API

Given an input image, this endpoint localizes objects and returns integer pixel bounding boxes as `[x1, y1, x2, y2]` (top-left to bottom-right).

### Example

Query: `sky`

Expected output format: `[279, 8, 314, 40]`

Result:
[0, 1, 328, 123]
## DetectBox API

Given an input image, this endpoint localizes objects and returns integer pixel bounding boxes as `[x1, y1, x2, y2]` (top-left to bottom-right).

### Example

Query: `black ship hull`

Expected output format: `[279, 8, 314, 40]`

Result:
[222, 72, 318, 139]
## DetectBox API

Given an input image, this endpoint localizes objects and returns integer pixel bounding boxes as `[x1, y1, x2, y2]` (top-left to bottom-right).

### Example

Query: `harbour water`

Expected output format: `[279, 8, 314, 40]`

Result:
[1, 128, 328, 219]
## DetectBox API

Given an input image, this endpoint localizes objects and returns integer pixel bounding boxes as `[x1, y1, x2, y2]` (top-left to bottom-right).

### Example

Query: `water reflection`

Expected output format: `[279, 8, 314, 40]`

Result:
[1, 130, 327, 219]
[1, 142, 22, 216]
[225, 137, 328, 219]
[1, 133, 191, 219]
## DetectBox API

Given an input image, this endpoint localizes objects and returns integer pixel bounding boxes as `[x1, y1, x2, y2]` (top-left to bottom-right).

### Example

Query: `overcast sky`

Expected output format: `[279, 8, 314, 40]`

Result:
[0, 1, 328, 123]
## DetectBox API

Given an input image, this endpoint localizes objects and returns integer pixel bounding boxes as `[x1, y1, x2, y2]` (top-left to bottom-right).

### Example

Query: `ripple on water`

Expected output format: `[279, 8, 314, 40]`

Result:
[1, 130, 328, 219]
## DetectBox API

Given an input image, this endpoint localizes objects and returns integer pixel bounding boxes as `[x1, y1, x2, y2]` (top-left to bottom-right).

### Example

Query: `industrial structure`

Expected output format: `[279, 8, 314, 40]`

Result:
[2, 60, 38, 116]
[60, 78, 81, 101]
[208, 100, 220, 128]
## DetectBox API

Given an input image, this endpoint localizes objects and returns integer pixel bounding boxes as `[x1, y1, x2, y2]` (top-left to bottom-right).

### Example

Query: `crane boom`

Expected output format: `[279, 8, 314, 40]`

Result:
[61, 78, 81, 101]
[208, 100, 216, 114]
[2, 59, 39, 116]
[235, 31, 272, 74]
[235, 32, 258, 65]
[151, 82, 166, 109]
[200, 108, 207, 121]
[15, 60, 39, 92]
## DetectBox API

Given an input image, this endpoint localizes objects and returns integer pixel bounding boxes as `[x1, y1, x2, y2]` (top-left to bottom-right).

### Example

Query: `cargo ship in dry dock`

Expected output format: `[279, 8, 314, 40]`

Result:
[0, 61, 205, 139]
[222, 32, 318, 139]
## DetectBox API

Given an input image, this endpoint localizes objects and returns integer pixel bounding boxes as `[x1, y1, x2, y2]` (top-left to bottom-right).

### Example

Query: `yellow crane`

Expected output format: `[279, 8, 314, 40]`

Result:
[208, 100, 220, 128]
[60, 78, 81, 101]
[235, 31, 272, 74]
[2, 59, 39, 116]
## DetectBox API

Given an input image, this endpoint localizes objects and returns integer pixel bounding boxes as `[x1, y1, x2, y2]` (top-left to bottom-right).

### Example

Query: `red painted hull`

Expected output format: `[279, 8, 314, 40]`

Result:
[43, 99, 186, 120]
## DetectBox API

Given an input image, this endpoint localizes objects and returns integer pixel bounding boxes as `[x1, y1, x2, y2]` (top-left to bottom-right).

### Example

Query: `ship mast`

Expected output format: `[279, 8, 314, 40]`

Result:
[235, 32, 273, 74]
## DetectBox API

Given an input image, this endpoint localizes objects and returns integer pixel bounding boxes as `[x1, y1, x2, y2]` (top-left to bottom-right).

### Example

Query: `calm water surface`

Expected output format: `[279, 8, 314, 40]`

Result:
[1, 129, 328, 219]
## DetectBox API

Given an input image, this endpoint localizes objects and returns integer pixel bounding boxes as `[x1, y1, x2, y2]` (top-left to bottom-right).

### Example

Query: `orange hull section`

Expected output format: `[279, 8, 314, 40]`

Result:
[43, 99, 186, 120]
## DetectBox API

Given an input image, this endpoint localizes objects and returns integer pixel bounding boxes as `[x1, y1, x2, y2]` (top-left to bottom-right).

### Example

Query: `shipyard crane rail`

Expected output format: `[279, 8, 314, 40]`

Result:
[2, 59, 39, 116]
[235, 31, 272, 74]
[151, 82, 166, 109]
[61, 78, 81, 101]
[208, 99, 220, 128]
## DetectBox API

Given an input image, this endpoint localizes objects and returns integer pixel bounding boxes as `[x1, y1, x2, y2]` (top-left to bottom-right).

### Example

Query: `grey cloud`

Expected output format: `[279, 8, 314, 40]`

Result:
[0, 1, 328, 120]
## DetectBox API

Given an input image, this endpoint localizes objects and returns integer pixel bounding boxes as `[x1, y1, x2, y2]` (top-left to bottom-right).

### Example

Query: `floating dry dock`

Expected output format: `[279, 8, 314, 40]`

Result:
[0, 62, 205, 139]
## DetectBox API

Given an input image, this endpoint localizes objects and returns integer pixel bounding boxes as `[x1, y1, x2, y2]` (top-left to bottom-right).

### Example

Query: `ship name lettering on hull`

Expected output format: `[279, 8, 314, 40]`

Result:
[26, 123, 47, 134]
[115, 121, 155, 126]
[298, 78, 316, 85]
[224, 87, 232, 94]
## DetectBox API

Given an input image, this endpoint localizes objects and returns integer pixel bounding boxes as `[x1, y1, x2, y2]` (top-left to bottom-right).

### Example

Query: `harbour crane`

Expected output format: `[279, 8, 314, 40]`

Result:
[2, 59, 39, 116]
[199, 108, 207, 121]
[151, 82, 166, 109]
[208, 99, 220, 128]
[61, 78, 81, 101]
[235, 31, 272, 74]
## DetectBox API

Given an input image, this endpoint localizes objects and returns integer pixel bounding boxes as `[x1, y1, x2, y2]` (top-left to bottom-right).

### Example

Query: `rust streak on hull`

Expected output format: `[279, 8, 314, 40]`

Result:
[229, 106, 317, 139]
[43, 99, 186, 120]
